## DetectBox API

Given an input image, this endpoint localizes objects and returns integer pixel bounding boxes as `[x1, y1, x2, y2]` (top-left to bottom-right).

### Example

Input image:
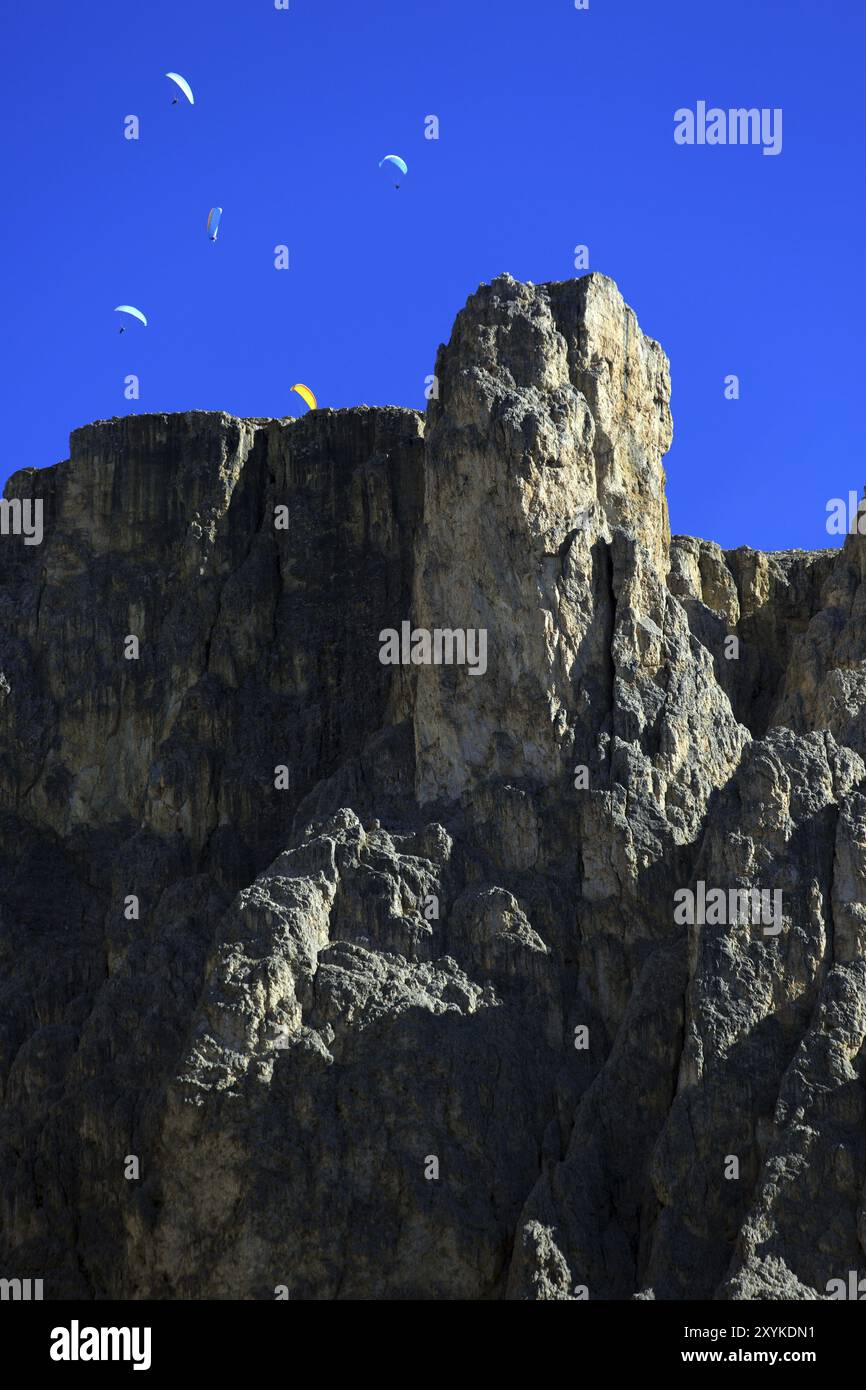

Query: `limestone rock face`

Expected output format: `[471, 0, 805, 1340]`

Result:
[0, 272, 863, 1301]
[415, 272, 674, 805]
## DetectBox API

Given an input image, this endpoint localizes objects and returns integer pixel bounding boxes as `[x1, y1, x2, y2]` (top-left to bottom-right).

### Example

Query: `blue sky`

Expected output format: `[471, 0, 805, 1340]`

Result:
[3, 0, 863, 551]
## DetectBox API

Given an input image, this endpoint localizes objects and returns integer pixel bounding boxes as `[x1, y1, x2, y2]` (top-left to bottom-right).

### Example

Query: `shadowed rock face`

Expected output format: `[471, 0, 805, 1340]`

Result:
[0, 272, 863, 1301]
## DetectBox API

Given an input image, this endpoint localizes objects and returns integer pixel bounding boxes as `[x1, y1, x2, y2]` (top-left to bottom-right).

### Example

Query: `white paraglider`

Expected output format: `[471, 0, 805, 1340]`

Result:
[114, 305, 148, 334]
[165, 72, 195, 105]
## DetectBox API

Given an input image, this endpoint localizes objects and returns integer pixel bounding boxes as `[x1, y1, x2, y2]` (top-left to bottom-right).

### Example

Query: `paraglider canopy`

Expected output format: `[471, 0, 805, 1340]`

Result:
[207, 207, 223, 241]
[290, 383, 317, 412]
[379, 154, 408, 176]
[165, 72, 195, 105]
[114, 305, 148, 327]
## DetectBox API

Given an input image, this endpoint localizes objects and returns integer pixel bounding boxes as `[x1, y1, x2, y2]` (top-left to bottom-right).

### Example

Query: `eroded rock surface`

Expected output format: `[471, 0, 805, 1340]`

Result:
[0, 273, 862, 1300]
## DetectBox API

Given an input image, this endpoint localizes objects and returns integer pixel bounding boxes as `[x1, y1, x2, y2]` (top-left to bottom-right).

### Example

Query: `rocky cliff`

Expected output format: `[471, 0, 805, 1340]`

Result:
[1, 272, 864, 1301]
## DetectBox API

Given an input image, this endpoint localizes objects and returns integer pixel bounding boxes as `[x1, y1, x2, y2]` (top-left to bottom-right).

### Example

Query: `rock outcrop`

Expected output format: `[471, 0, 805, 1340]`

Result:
[0, 272, 863, 1301]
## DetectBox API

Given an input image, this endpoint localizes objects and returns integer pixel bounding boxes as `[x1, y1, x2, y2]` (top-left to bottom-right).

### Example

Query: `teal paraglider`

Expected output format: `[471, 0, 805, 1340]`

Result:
[379, 154, 407, 188]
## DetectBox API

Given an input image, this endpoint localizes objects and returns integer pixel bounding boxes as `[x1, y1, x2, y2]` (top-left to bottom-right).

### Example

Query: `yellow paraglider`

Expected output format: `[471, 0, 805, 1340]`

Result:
[290, 383, 317, 412]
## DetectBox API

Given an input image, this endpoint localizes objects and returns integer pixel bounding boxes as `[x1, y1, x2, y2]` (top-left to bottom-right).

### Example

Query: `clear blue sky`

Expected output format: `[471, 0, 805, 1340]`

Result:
[3, 0, 863, 551]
